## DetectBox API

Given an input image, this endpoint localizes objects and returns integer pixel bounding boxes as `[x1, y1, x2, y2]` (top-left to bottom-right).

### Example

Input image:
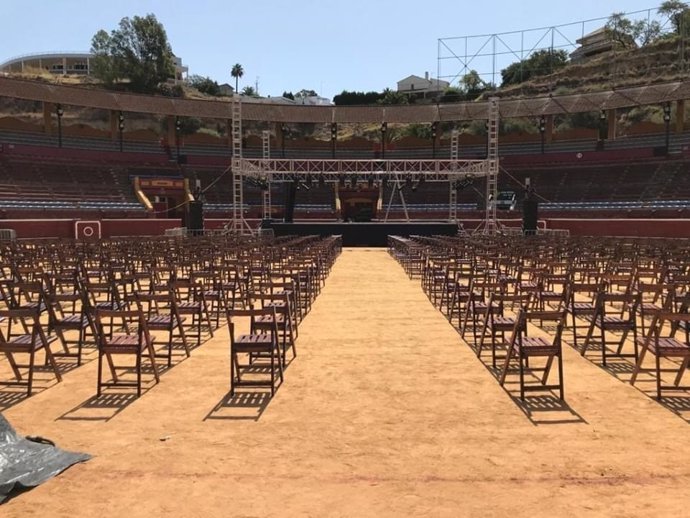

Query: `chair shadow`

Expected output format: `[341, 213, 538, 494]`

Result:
[493, 370, 588, 425]
[566, 334, 690, 424]
[0, 389, 33, 411]
[656, 395, 690, 423]
[0, 370, 64, 410]
[57, 391, 140, 422]
[459, 328, 586, 425]
[204, 390, 272, 421]
[627, 374, 690, 424]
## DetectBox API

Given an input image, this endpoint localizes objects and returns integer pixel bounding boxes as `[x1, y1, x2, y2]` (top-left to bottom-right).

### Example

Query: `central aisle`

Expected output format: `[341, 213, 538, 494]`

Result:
[6, 248, 690, 517]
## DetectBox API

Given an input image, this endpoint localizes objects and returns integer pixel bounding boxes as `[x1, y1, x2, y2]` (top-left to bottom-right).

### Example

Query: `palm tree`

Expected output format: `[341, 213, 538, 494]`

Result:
[241, 85, 256, 97]
[231, 63, 244, 94]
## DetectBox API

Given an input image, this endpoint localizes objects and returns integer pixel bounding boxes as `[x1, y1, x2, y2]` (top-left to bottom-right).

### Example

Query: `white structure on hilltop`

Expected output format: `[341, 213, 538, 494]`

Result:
[397, 72, 449, 97]
[0, 52, 188, 83]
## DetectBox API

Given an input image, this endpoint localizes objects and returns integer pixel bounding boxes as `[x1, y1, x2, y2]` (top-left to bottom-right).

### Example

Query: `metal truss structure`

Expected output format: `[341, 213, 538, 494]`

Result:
[261, 130, 272, 220]
[475, 97, 500, 234]
[236, 158, 489, 182]
[437, 7, 680, 90]
[231, 98, 501, 234]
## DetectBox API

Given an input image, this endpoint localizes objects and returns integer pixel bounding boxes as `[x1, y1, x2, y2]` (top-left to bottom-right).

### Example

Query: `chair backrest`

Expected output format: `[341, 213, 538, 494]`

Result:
[525, 309, 567, 344]
[227, 306, 278, 342]
[0, 307, 44, 344]
[94, 308, 150, 347]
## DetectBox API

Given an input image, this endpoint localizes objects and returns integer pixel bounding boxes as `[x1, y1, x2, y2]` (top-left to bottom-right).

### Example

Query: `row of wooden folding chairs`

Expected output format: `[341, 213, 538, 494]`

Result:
[0, 234, 342, 398]
[227, 235, 342, 396]
[402, 234, 690, 401]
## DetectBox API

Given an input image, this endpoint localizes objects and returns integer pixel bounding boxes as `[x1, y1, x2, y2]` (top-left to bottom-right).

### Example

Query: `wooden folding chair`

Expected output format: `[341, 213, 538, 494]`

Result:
[581, 291, 641, 366]
[631, 309, 690, 400]
[0, 307, 62, 396]
[171, 279, 214, 345]
[250, 291, 296, 367]
[94, 308, 160, 397]
[477, 292, 531, 368]
[499, 309, 566, 401]
[227, 306, 283, 396]
[133, 291, 190, 367]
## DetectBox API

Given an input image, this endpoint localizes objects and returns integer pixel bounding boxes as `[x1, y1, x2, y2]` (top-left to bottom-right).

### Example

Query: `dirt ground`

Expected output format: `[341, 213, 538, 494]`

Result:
[3, 248, 690, 517]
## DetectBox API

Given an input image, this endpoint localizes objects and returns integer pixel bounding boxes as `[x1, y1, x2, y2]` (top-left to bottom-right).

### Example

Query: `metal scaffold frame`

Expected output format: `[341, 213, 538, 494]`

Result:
[261, 130, 272, 220]
[474, 97, 500, 235]
[448, 129, 460, 223]
[228, 97, 500, 233]
[230, 94, 252, 234]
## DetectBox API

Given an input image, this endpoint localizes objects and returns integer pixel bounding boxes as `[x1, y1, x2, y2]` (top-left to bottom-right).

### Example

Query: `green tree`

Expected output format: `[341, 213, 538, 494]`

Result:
[439, 86, 464, 103]
[333, 90, 384, 105]
[501, 49, 569, 87]
[460, 70, 489, 100]
[231, 63, 244, 93]
[241, 85, 257, 97]
[188, 75, 220, 96]
[605, 12, 662, 47]
[378, 88, 409, 105]
[659, 1, 690, 36]
[605, 13, 642, 49]
[91, 14, 175, 93]
[402, 123, 432, 139]
[282, 91, 295, 100]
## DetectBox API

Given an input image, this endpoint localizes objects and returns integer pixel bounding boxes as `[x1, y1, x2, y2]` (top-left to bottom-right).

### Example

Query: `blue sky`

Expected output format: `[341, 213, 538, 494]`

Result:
[2, 1, 666, 99]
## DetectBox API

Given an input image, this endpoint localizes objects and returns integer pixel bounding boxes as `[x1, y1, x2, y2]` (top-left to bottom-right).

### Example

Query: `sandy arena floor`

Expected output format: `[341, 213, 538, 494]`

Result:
[3, 248, 690, 517]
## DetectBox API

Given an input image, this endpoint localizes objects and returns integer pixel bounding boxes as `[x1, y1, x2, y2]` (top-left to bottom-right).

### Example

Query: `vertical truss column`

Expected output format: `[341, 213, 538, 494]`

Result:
[261, 130, 272, 220]
[484, 97, 500, 234]
[449, 129, 459, 222]
[231, 94, 245, 233]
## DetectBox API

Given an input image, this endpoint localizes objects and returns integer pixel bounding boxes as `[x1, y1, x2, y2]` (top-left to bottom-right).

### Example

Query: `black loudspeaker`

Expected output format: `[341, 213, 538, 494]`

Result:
[284, 182, 298, 223]
[522, 198, 538, 236]
[188, 201, 203, 235]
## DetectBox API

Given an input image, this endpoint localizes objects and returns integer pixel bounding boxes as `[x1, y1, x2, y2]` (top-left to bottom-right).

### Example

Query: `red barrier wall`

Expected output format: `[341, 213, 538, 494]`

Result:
[1, 217, 690, 240]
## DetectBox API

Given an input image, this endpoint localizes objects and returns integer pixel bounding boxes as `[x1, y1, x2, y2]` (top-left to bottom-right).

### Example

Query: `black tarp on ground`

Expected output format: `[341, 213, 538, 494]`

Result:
[0, 413, 90, 503]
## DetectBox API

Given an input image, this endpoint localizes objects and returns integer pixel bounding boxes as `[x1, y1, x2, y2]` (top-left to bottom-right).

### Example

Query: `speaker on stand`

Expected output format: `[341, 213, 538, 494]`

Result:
[284, 180, 298, 223]
[522, 177, 538, 236]
[187, 200, 204, 236]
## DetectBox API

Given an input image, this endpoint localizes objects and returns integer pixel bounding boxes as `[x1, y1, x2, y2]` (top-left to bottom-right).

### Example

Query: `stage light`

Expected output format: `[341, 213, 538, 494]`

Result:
[331, 122, 337, 140]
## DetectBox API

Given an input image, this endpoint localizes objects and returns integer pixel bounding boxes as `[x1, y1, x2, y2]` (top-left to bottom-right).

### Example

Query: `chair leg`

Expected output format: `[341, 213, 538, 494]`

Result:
[147, 341, 160, 384]
[178, 319, 190, 358]
[167, 329, 173, 368]
[675, 357, 690, 387]
[97, 351, 103, 397]
[6, 351, 22, 381]
[230, 351, 236, 396]
[27, 349, 36, 396]
[519, 351, 526, 401]
[136, 351, 142, 398]
[542, 356, 555, 385]
[44, 343, 63, 382]
[499, 344, 514, 386]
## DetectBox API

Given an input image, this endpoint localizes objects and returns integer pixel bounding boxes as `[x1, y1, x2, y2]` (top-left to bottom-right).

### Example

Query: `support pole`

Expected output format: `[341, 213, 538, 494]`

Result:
[449, 129, 459, 223]
[262, 130, 272, 220]
[481, 97, 500, 234]
[230, 94, 247, 233]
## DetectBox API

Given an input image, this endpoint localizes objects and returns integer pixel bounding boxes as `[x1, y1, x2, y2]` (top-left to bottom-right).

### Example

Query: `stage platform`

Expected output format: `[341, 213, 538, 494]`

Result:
[266, 221, 458, 247]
